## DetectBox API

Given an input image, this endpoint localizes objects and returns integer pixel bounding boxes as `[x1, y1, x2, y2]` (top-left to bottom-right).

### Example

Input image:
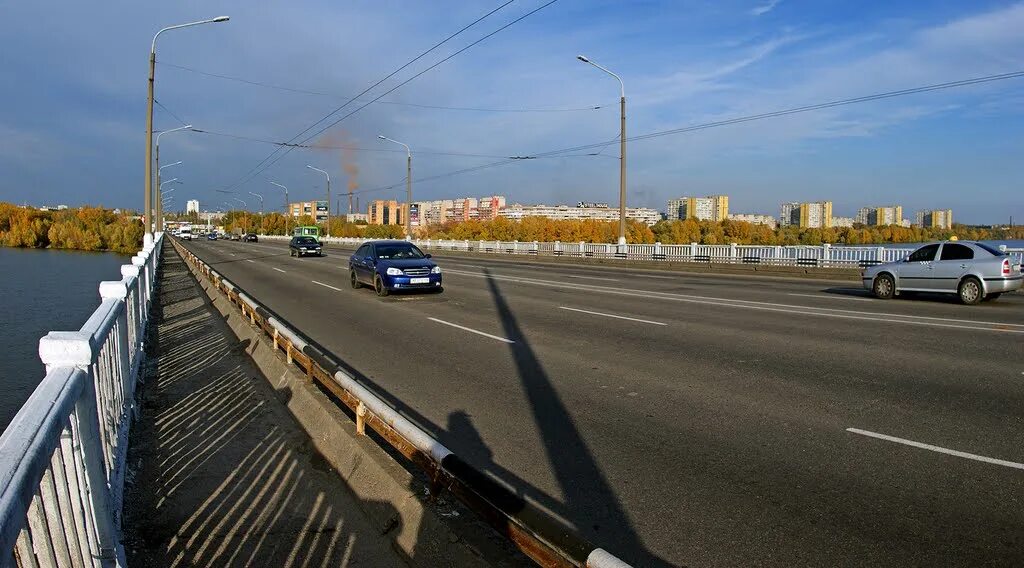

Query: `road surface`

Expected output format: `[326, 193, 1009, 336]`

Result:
[180, 237, 1024, 567]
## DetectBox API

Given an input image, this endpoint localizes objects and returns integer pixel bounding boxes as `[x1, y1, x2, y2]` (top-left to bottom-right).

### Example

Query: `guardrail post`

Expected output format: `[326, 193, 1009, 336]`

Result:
[690, 242, 698, 260]
[121, 265, 143, 350]
[774, 245, 783, 265]
[730, 243, 738, 263]
[554, 240, 561, 255]
[579, 241, 585, 256]
[39, 332, 119, 566]
[822, 243, 831, 267]
[876, 246, 884, 262]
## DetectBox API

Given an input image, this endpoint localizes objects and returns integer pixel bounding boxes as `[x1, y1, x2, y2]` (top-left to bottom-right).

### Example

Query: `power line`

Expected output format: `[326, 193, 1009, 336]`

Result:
[353, 69, 1024, 196]
[220, 0, 517, 193]
[189, 127, 514, 158]
[157, 61, 606, 113]
[154, 99, 189, 126]
[293, 0, 562, 148]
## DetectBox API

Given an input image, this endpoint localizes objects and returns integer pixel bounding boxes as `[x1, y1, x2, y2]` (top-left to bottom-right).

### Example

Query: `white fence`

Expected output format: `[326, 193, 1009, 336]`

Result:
[258, 234, 1024, 268]
[0, 233, 163, 567]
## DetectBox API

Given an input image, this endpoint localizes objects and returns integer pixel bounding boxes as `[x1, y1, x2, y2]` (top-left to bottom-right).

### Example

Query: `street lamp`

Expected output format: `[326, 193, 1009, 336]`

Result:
[269, 181, 290, 236]
[145, 16, 229, 244]
[248, 191, 264, 234]
[306, 165, 331, 239]
[232, 197, 248, 234]
[155, 125, 191, 233]
[577, 54, 627, 246]
[378, 135, 413, 240]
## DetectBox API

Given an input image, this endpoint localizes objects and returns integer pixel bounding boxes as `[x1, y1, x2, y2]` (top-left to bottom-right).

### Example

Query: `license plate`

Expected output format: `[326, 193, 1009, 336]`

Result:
[409, 277, 429, 284]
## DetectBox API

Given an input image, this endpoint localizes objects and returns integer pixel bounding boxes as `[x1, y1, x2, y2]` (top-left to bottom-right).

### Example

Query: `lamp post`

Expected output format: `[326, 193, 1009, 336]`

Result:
[232, 197, 248, 234]
[378, 135, 413, 240]
[269, 181, 290, 236]
[577, 54, 627, 247]
[145, 16, 229, 245]
[306, 166, 331, 239]
[155, 125, 191, 233]
[248, 191, 264, 233]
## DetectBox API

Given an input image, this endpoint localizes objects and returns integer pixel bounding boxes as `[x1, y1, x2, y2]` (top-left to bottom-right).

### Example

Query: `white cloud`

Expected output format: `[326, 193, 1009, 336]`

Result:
[749, 0, 782, 17]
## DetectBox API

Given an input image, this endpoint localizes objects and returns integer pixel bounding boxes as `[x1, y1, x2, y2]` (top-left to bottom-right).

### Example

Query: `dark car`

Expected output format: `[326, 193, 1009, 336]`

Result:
[243, 233, 258, 242]
[349, 240, 442, 296]
[290, 236, 322, 257]
[207, 233, 217, 241]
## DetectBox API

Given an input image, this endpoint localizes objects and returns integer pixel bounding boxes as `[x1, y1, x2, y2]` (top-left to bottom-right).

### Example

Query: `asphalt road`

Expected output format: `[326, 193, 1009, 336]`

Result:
[180, 237, 1024, 567]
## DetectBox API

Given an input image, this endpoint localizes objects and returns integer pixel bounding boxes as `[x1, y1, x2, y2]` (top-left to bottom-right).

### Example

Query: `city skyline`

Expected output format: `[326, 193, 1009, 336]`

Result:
[0, 1, 1021, 224]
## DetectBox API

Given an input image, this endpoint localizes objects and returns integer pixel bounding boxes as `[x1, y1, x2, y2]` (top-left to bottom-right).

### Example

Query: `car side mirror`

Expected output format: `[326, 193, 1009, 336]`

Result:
[425, 253, 432, 258]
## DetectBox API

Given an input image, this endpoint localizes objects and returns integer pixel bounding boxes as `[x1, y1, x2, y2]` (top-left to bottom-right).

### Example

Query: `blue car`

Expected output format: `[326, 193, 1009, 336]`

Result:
[349, 240, 442, 296]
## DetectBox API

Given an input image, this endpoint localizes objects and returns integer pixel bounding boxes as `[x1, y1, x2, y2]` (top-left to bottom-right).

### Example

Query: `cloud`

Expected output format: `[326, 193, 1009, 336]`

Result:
[749, 0, 782, 17]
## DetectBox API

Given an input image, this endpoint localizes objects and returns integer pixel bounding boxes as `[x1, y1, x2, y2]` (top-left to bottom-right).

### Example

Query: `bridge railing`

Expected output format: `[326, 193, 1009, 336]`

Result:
[0, 233, 163, 567]
[256, 234, 1023, 267]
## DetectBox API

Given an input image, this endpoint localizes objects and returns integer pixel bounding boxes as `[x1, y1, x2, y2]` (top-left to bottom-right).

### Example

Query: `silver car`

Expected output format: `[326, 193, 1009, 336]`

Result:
[862, 241, 1022, 304]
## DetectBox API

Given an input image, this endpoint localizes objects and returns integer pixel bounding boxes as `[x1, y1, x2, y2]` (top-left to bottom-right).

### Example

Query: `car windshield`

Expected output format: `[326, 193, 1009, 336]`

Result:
[296, 237, 317, 245]
[375, 244, 425, 259]
[975, 242, 1006, 256]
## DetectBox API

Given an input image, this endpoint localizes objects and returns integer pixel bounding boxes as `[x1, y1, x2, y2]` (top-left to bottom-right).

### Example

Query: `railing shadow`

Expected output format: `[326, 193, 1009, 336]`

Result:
[124, 244, 404, 567]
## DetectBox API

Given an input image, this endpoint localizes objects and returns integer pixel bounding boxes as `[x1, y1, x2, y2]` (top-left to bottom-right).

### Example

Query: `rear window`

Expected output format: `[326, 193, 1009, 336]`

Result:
[939, 243, 974, 261]
[975, 242, 1007, 256]
[295, 237, 317, 245]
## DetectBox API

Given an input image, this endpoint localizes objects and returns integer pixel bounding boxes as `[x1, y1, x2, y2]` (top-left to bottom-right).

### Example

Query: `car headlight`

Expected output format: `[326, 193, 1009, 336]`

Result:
[386, 267, 402, 276]
[431, 266, 441, 274]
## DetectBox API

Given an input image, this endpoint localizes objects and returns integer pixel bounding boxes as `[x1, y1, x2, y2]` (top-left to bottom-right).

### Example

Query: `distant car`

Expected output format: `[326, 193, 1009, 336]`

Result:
[229, 233, 241, 241]
[243, 233, 258, 242]
[207, 233, 217, 241]
[349, 240, 442, 297]
[289, 236, 322, 257]
[862, 241, 1022, 304]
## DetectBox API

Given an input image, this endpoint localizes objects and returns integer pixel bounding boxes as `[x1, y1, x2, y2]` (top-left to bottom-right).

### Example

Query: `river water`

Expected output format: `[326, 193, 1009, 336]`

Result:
[0, 247, 129, 429]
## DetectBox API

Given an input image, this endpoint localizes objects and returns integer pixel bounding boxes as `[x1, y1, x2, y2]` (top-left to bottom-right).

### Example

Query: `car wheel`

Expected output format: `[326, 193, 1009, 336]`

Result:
[374, 275, 389, 297]
[872, 273, 895, 300]
[984, 292, 1002, 302]
[289, 249, 294, 257]
[958, 277, 983, 305]
[350, 270, 361, 289]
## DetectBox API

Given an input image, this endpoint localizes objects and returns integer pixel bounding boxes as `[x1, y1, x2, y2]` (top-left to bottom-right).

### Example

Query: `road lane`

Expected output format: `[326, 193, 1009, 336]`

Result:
[183, 238, 1024, 566]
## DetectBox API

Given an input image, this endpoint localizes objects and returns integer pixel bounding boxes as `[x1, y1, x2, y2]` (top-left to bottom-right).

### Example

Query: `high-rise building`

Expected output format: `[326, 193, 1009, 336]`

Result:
[831, 217, 855, 228]
[915, 209, 953, 229]
[414, 196, 506, 226]
[186, 199, 200, 214]
[368, 200, 402, 225]
[666, 195, 728, 221]
[780, 201, 833, 228]
[288, 200, 329, 223]
[856, 205, 903, 226]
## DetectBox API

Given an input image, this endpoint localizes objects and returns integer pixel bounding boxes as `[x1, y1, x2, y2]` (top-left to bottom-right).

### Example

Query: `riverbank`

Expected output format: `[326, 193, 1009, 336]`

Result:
[0, 202, 143, 254]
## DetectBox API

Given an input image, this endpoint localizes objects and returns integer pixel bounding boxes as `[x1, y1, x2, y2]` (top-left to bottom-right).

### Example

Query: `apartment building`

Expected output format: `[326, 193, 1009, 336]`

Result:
[499, 203, 661, 225]
[780, 201, 833, 228]
[667, 195, 729, 222]
[915, 209, 954, 229]
[727, 213, 777, 229]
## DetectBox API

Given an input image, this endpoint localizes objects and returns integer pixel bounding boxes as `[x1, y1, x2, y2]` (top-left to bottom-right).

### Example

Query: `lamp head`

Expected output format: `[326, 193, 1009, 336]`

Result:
[213, 16, 230, 22]
[378, 135, 386, 140]
[577, 55, 590, 63]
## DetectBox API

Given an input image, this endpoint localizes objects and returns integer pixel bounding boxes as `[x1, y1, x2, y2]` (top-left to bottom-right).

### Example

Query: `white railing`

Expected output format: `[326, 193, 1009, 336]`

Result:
[256, 235, 1024, 268]
[0, 233, 163, 567]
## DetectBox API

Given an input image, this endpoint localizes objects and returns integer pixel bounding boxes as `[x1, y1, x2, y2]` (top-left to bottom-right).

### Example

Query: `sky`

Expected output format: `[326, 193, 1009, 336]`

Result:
[0, 0, 1021, 224]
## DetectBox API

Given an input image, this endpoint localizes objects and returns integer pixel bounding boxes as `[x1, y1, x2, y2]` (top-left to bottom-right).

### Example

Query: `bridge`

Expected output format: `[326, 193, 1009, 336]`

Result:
[2, 234, 1022, 566]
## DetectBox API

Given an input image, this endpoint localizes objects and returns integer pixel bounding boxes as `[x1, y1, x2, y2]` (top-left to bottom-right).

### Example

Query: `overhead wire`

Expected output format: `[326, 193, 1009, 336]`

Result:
[218, 0, 518, 192]
[157, 61, 606, 113]
[350, 69, 1024, 196]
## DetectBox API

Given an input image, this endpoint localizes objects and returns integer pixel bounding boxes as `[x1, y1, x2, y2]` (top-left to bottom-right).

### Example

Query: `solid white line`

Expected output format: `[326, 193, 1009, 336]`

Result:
[427, 317, 514, 344]
[311, 280, 343, 291]
[559, 306, 666, 326]
[273, 267, 286, 273]
[846, 428, 1024, 470]
[565, 274, 621, 282]
[788, 293, 873, 302]
[246, 259, 256, 263]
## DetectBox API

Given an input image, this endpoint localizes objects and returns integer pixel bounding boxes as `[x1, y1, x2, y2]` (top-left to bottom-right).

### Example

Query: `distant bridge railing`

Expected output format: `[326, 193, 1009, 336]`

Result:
[257, 234, 1023, 267]
[0, 233, 163, 567]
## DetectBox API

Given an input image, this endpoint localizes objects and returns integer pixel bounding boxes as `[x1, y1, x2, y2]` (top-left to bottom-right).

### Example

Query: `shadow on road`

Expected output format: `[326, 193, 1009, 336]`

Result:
[479, 267, 672, 567]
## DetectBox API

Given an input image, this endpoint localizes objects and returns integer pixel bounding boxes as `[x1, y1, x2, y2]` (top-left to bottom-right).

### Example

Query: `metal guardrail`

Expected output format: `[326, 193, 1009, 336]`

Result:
[0, 233, 163, 567]
[257, 234, 1024, 267]
[171, 239, 632, 568]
